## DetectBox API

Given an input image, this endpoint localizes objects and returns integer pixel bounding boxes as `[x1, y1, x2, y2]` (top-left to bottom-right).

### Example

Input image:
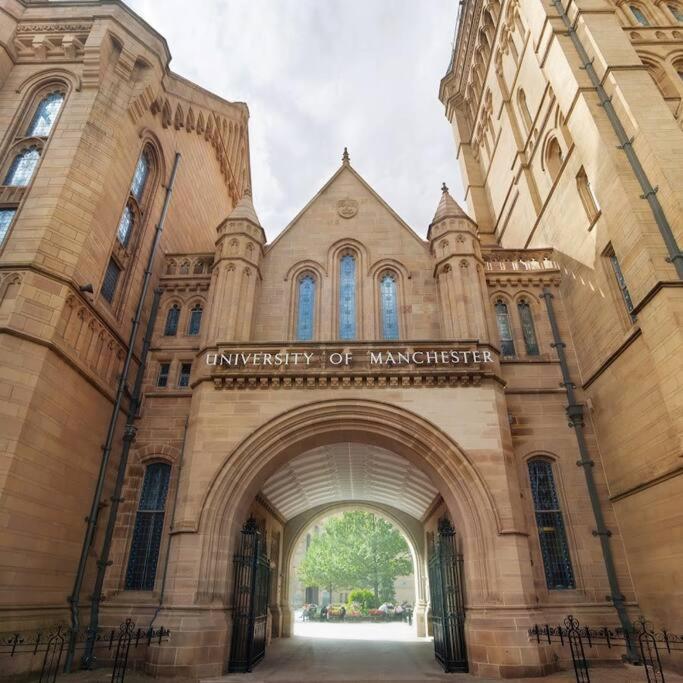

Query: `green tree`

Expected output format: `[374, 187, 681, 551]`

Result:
[297, 511, 412, 602]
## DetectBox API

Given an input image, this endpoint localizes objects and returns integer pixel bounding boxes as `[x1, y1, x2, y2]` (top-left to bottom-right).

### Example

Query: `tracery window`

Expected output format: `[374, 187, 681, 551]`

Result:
[164, 304, 180, 336]
[27, 91, 64, 137]
[669, 3, 683, 21]
[296, 274, 316, 341]
[100, 259, 121, 303]
[117, 151, 151, 246]
[630, 4, 650, 25]
[517, 300, 540, 356]
[4, 146, 40, 186]
[125, 462, 171, 591]
[545, 137, 563, 181]
[0, 209, 16, 245]
[528, 459, 575, 590]
[0, 86, 66, 244]
[380, 272, 399, 340]
[116, 204, 134, 246]
[339, 254, 357, 340]
[494, 300, 516, 357]
[187, 304, 203, 336]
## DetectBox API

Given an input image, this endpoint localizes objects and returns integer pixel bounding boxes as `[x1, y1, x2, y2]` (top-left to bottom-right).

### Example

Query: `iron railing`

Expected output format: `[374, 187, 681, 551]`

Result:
[529, 615, 683, 683]
[1, 620, 170, 683]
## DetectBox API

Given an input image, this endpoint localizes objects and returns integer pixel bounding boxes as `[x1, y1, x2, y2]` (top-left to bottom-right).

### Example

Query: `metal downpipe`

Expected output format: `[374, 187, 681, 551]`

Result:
[551, 0, 683, 279]
[541, 287, 639, 662]
[65, 153, 181, 672]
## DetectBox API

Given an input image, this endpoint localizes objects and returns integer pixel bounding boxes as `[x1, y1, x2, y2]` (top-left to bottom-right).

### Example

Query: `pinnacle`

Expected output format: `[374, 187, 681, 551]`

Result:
[432, 182, 469, 224]
[227, 188, 262, 227]
[342, 147, 350, 165]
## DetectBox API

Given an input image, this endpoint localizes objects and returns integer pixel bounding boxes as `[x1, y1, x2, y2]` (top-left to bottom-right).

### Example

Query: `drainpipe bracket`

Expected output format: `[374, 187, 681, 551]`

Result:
[665, 252, 683, 264]
[550, 341, 566, 349]
[616, 137, 635, 150]
[576, 459, 594, 468]
[579, 57, 595, 71]
[598, 96, 613, 107]
[640, 186, 659, 200]
[592, 529, 613, 537]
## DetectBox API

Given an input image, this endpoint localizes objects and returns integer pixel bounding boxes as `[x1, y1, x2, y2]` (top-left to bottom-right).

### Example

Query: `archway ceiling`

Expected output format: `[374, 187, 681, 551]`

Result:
[261, 443, 439, 520]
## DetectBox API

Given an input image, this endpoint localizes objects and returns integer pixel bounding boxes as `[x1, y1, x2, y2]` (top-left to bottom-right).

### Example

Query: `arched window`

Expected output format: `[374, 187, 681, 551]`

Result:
[4, 146, 40, 186]
[528, 459, 575, 590]
[125, 462, 171, 591]
[131, 152, 150, 201]
[27, 91, 64, 137]
[545, 137, 563, 181]
[187, 304, 203, 336]
[116, 203, 134, 246]
[296, 273, 316, 341]
[164, 304, 180, 336]
[494, 300, 516, 357]
[517, 300, 540, 355]
[669, 3, 683, 21]
[517, 89, 533, 134]
[0, 208, 16, 245]
[339, 254, 357, 340]
[630, 4, 650, 25]
[576, 167, 601, 225]
[380, 272, 399, 340]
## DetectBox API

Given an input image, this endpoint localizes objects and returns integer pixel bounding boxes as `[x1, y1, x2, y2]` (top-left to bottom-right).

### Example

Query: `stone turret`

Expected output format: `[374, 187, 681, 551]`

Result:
[205, 189, 266, 342]
[428, 184, 490, 342]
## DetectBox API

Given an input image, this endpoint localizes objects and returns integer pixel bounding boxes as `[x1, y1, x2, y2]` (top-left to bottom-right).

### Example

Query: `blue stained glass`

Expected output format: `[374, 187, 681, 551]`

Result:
[125, 462, 171, 590]
[380, 273, 399, 340]
[495, 301, 516, 357]
[188, 305, 203, 336]
[528, 459, 575, 590]
[669, 4, 683, 22]
[4, 146, 40, 186]
[296, 274, 316, 341]
[518, 301, 539, 356]
[0, 209, 16, 244]
[117, 204, 133, 245]
[339, 254, 356, 340]
[130, 152, 150, 201]
[164, 305, 180, 336]
[630, 5, 650, 25]
[27, 92, 64, 137]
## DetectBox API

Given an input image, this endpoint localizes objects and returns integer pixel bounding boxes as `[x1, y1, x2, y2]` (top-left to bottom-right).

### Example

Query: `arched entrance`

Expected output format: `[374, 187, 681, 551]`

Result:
[146, 399, 554, 679]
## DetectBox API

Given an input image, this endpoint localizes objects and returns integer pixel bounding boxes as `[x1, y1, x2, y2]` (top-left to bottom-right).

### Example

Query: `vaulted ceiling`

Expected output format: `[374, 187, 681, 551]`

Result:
[261, 443, 439, 520]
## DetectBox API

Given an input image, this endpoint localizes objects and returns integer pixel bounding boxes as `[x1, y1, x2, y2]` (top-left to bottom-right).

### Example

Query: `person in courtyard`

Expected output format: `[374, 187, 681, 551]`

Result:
[340, 605, 346, 621]
[320, 604, 328, 621]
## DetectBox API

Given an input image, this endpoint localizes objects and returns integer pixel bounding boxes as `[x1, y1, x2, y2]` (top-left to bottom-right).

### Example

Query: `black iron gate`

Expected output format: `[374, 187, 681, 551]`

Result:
[228, 518, 271, 673]
[428, 519, 468, 673]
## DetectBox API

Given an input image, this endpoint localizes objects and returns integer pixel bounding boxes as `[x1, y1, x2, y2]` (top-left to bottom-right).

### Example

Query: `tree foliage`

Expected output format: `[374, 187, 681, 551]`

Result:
[297, 511, 412, 601]
[347, 588, 377, 609]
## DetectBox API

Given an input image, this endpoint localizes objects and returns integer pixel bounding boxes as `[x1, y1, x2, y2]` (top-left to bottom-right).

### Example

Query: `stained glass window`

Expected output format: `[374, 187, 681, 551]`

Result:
[495, 300, 516, 357]
[27, 92, 64, 137]
[117, 204, 134, 246]
[607, 248, 635, 319]
[0, 208, 16, 244]
[296, 274, 316, 341]
[528, 459, 575, 590]
[4, 146, 40, 186]
[380, 273, 399, 340]
[130, 152, 150, 202]
[630, 5, 650, 25]
[101, 259, 121, 303]
[125, 462, 171, 590]
[188, 304, 203, 336]
[164, 305, 180, 336]
[518, 300, 539, 355]
[669, 4, 683, 21]
[157, 362, 170, 388]
[339, 254, 357, 340]
[178, 362, 192, 388]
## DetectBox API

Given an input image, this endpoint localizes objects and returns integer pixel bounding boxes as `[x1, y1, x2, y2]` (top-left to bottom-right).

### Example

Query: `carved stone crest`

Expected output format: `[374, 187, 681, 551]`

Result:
[337, 198, 358, 219]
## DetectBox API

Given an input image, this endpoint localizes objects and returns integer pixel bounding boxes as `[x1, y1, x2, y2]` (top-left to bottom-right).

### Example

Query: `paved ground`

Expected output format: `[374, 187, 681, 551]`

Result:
[35, 622, 683, 683]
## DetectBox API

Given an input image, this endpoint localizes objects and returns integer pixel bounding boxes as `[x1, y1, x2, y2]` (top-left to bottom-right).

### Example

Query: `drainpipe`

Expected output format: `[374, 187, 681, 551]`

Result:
[149, 415, 189, 629]
[65, 153, 181, 672]
[80, 286, 162, 668]
[550, 0, 683, 279]
[541, 287, 639, 663]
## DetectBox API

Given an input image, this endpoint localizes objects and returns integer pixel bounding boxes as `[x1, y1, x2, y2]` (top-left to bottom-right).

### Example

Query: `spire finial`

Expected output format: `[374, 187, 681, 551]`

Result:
[342, 147, 350, 165]
[441, 182, 449, 194]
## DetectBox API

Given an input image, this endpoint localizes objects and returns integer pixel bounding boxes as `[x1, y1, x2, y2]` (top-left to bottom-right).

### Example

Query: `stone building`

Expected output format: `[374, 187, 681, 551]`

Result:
[0, 0, 680, 680]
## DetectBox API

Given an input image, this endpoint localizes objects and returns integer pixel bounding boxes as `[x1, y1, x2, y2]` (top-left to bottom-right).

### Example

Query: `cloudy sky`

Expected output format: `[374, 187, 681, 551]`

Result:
[125, 0, 463, 240]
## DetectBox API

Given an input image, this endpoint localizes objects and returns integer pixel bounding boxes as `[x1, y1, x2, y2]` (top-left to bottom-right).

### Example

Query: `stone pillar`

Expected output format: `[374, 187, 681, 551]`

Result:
[428, 184, 491, 343]
[204, 189, 266, 345]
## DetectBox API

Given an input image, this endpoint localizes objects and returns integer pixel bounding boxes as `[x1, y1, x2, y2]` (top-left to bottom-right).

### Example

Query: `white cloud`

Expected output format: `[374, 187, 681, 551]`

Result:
[125, 0, 464, 239]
